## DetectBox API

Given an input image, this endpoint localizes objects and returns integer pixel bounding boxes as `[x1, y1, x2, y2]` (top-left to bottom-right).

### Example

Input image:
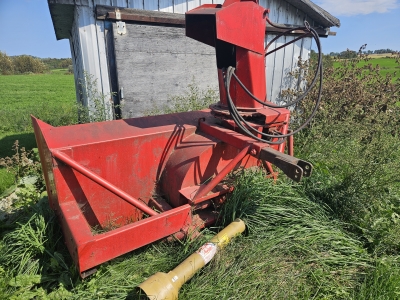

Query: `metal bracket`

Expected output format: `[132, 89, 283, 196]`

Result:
[258, 147, 312, 182]
[116, 21, 126, 35]
[115, 8, 121, 20]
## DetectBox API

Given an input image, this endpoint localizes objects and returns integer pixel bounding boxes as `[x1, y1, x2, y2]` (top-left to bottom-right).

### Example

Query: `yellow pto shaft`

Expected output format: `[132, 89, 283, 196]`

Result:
[137, 219, 246, 300]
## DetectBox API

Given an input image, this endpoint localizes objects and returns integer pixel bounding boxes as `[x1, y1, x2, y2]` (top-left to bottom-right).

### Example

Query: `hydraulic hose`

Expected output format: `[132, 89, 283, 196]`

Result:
[225, 20, 323, 144]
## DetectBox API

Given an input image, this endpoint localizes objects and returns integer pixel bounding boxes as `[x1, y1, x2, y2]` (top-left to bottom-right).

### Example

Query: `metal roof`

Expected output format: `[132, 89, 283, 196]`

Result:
[285, 0, 341, 27]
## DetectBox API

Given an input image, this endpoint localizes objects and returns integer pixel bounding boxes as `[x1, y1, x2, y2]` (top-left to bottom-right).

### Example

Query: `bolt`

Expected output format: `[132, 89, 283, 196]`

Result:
[250, 149, 257, 156]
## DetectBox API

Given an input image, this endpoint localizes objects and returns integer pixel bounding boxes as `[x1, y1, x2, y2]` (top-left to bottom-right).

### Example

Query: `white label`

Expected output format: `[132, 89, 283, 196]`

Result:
[196, 243, 217, 265]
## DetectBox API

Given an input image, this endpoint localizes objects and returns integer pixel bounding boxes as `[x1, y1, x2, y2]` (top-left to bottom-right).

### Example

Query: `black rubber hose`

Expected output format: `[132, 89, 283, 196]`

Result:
[224, 20, 323, 144]
[231, 22, 322, 109]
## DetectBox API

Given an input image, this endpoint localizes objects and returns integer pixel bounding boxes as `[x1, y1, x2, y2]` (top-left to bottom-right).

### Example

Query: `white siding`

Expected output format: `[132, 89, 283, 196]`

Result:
[188, 0, 201, 10]
[69, 19, 84, 106]
[144, 1, 159, 10]
[69, 5, 113, 119]
[69, 0, 313, 116]
[159, 0, 173, 12]
[128, 0, 144, 9]
[261, 0, 312, 104]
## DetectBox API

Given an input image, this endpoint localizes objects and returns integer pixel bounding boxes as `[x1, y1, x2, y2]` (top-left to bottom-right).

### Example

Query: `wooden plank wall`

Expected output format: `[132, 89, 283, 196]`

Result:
[69, 0, 313, 117]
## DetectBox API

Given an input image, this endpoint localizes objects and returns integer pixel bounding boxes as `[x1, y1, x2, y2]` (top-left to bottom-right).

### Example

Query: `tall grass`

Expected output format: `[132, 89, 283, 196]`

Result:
[296, 54, 400, 257]
[1, 54, 400, 298]
[212, 170, 371, 299]
[1, 169, 393, 299]
[354, 259, 400, 299]
[0, 197, 76, 299]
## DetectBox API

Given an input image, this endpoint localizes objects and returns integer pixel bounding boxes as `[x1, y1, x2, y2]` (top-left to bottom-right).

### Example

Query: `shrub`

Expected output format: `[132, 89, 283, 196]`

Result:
[295, 52, 400, 256]
[41, 58, 72, 69]
[67, 65, 73, 74]
[12, 55, 48, 74]
[77, 72, 115, 122]
[0, 51, 14, 75]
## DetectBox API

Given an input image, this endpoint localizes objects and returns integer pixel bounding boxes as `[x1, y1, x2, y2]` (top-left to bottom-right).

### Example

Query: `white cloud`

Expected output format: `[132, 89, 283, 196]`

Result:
[314, 0, 399, 16]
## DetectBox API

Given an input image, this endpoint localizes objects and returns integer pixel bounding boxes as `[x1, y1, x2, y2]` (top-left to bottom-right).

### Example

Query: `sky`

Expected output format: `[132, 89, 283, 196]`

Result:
[0, 0, 71, 58]
[313, 0, 400, 54]
[0, 0, 399, 58]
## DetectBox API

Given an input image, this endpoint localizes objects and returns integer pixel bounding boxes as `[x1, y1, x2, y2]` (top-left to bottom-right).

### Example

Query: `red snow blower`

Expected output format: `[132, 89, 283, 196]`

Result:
[32, 0, 322, 278]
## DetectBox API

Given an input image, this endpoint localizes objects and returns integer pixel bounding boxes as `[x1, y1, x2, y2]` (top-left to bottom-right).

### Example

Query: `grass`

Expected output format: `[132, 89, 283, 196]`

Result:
[210, 171, 372, 299]
[357, 57, 400, 79]
[0, 72, 76, 134]
[333, 57, 400, 81]
[0, 169, 14, 196]
[0, 72, 76, 194]
[1, 56, 400, 299]
[367, 53, 396, 58]
[1, 170, 398, 299]
[50, 68, 71, 75]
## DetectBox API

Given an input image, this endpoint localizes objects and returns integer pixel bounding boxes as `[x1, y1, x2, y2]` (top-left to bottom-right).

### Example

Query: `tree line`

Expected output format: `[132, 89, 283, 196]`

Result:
[328, 48, 398, 59]
[0, 51, 72, 75]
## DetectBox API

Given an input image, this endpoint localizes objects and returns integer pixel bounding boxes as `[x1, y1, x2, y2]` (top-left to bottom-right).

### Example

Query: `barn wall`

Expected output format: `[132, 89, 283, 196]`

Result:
[261, 0, 313, 103]
[69, 0, 313, 118]
[113, 23, 218, 118]
[70, 14, 84, 107]
[69, 2, 114, 119]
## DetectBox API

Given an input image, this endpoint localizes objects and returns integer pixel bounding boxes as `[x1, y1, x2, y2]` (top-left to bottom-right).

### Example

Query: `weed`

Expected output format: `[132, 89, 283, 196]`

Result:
[12, 184, 42, 210]
[147, 82, 218, 115]
[296, 50, 400, 257]
[77, 72, 116, 123]
[0, 140, 41, 185]
[0, 197, 75, 297]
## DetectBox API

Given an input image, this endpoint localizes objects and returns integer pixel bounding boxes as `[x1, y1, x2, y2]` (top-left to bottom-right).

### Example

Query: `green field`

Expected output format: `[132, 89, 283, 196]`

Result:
[333, 57, 400, 80]
[0, 70, 76, 194]
[1, 61, 400, 299]
[0, 70, 76, 136]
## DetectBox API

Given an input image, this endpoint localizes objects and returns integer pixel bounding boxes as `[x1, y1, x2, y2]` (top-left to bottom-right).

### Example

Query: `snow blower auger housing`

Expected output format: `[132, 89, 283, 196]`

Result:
[32, 0, 322, 277]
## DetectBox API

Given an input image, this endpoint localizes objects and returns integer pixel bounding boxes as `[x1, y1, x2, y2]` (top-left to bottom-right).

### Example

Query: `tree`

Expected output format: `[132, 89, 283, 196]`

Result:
[339, 49, 357, 59]
[12, 55, 48, 74]
[310, 50, 333, 68]
[0, 51, 14, 75]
